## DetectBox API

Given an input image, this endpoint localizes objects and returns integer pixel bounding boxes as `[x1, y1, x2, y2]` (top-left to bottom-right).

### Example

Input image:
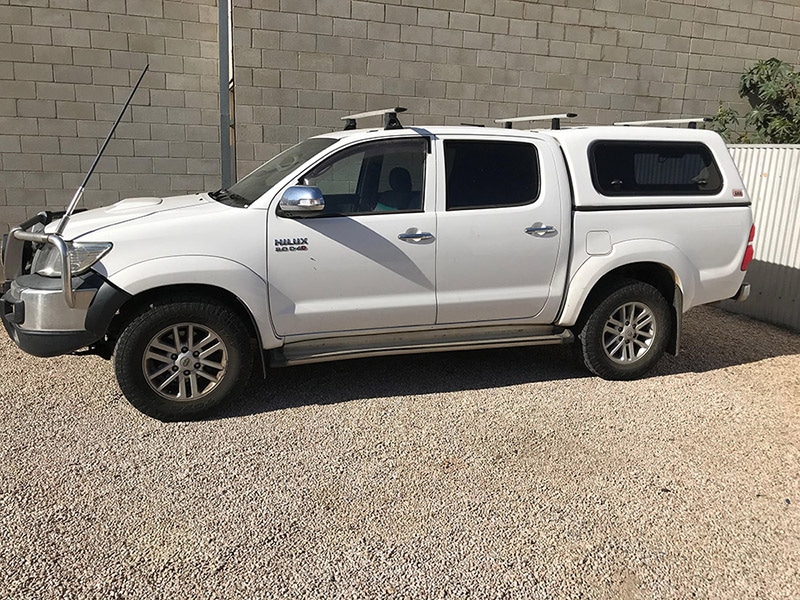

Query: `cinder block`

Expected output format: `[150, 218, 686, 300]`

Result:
[450, 12, 480, 32]
[39, 118, 77, 136]
[384, 78, 415, 96]
[281, 70, 316, 89]
[167, 141, 203, 158]
[0, 6, 32, 26]
[476, 49, 506, 68]
[110, 14, 147, 34]
[165, 73, 201, 91]
[184, 22, 217, 42]
[12, 25, 52, 45]
[3, 153, 43, 171]
[35, 82, 74, 100]
[0, 135, 22, 152]
[350, 74, 384, 94]
[333, 18, 366, 39]
[298, 90, 333, 109]
[281, 32, 316, 52]
[13, 63, 53, 82]
[461, 65, 491, 84]
[386, 5, 417, 25]
[367, 22, 400, 42]
[153, 158, 187, 175]
[465, 0, 494, 16]
[0, 42, 33, 62]
[32, 8, 71, 27]
[166, 107, 202, 124]
[351, 39, 384, 59]
[352, 1, 385, 22]
[54, 65, 93, 84]
[134, 139, 169, 157]
[401, 25, 433, 45]
[299, 15, 333, 35]
[463, 31, 492, 50]
[431, 63, 461, 82]
[317, 0, 350, 18]
[419, 9, 449, 28]
[433, 27, 463, 47]
[17, 99, 56, 119]
[89, 0, 126, 15]
[493, 35, 521, 53]
[317, 35, 351, 55]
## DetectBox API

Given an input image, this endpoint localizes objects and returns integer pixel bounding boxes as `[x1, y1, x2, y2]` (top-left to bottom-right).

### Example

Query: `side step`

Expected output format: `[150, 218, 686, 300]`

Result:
[270, 325, 574, 367]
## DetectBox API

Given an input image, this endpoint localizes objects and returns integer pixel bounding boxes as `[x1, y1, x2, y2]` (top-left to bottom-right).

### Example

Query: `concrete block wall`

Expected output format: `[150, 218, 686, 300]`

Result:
[232, 0, 800, 176]
[0, 0, 220, 236]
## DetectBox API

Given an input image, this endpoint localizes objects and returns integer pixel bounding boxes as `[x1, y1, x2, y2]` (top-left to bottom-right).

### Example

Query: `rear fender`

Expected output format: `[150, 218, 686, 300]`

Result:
[556, 239, 697, 327]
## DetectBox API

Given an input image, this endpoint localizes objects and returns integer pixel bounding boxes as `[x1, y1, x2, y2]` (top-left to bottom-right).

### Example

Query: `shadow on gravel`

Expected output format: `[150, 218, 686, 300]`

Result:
[216, 342, 586, 419]
[214, 306, 800, 420]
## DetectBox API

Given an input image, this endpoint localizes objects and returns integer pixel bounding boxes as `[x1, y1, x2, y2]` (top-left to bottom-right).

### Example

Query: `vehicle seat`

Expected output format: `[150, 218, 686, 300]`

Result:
[377, 167, 414, 210]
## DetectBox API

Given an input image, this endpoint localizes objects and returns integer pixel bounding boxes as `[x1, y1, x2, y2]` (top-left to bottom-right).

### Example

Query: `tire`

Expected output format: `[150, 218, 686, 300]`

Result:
[113, 297, 253, 421]
[576, 280, 672, 380]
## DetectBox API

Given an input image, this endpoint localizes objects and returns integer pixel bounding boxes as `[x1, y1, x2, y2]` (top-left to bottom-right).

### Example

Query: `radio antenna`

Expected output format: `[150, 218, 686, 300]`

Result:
[56, 63, 150, 235]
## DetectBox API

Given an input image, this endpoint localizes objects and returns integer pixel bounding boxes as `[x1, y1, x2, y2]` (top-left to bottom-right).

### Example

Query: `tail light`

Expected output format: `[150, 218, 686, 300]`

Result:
[741, 225, 755, 271]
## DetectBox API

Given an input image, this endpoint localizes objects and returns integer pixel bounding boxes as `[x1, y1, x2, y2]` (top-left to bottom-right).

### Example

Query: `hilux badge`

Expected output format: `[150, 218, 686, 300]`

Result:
[275, 238, 309, 252]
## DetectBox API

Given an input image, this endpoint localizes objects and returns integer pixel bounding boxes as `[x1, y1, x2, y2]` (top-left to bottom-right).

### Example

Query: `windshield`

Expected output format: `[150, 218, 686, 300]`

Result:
[212, 137, 337, 207]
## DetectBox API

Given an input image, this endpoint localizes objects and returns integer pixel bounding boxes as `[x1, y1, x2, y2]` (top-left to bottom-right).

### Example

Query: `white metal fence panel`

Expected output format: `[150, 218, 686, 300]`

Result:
[724, 145, 800, 331]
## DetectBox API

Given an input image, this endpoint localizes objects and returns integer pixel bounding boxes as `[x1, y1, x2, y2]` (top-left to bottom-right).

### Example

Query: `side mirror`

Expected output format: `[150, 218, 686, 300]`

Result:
[279, 186, 325, 215]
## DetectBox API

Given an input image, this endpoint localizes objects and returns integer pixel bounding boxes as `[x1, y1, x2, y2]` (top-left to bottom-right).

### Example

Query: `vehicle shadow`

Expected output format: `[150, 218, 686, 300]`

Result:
[214, 306, 800, 420]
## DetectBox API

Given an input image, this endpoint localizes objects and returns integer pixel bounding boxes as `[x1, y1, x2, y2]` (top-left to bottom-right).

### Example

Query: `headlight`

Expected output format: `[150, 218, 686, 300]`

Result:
[32, 241, 112, 277]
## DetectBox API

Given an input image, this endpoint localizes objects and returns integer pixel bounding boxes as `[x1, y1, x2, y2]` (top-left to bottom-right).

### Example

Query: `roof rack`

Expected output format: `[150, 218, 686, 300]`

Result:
[614, 117, 713, 129]
[342, 107, 407, 131]
[495, 113, 578, 131]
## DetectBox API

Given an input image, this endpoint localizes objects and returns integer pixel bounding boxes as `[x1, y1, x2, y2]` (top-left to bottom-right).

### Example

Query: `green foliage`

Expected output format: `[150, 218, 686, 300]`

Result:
[739, 58, 800, 143]
[708, 104, 741, 143]
[712, 58, 800, 143]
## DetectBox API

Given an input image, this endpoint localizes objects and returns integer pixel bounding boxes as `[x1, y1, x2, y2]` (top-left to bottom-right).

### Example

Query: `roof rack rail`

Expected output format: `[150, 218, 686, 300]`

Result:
[341, 107, 407, 131]
[495, 113, 578, 131]
[614, 117, 713, 129]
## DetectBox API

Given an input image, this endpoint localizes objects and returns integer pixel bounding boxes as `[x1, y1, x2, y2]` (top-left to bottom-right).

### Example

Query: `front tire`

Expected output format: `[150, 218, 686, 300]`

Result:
[577, 280, 672, 380]
[114, 297, 253, 420]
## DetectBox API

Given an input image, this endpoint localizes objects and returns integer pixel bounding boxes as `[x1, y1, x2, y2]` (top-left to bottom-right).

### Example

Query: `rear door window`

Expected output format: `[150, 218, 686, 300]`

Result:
[590, 141, 723, 196]
[444, 140, 540, 210]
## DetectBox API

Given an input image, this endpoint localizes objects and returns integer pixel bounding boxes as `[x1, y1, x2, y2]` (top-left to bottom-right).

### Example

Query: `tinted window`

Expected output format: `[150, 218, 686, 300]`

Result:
[445, 140, 540, 210]
[301, 138, 426, 216]
[590, 141, 723, 196]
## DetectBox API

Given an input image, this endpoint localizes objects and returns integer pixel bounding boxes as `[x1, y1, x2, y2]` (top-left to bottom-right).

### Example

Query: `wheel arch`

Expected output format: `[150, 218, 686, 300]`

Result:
[103, 283, 270, 378]
[560, 260, 685, 356]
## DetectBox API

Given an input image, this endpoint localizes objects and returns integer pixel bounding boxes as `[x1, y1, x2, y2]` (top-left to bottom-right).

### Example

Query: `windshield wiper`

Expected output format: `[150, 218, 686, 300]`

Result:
[209, 188, 250, 206]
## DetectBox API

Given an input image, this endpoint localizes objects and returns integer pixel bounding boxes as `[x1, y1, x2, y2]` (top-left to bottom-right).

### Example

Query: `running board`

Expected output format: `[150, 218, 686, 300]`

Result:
[270, 326, 573, 367]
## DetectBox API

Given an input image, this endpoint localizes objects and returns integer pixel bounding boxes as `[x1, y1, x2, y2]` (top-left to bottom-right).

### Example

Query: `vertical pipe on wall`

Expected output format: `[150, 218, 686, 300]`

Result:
[218, 0, 232, 188]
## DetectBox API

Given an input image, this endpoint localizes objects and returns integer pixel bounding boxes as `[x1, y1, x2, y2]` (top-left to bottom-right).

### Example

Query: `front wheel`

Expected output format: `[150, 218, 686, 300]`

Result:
[576, 280, 672, 380]
[114, 298, 253, 420]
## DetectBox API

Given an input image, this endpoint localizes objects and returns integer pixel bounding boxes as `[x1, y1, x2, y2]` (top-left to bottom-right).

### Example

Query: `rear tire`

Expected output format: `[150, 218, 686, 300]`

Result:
[114, 297, 253, 421]
[576, 280, 671, 380]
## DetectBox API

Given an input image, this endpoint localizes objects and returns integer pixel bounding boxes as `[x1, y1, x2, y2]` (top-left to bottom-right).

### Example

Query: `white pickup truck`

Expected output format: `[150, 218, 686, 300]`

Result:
[1, 110, 754, 420]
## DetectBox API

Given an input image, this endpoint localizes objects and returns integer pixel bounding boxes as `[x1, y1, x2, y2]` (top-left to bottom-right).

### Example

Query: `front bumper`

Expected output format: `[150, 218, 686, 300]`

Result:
[1, 272, 130, 357]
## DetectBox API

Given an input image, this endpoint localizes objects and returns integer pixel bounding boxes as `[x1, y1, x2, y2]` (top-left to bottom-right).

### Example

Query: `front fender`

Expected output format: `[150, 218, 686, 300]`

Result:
[556, 239, 697, 327]
[105, 255, 279, 348]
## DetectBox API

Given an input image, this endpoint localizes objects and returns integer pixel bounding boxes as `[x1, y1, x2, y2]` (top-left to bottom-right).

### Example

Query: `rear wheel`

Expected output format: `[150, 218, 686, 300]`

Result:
[114, 298, 253, 420]
[577, 280, 671, 380]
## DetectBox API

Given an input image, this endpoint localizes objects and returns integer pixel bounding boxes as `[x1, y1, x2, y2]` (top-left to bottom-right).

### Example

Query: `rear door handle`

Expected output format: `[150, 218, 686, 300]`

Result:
[398, 229, 434, 241]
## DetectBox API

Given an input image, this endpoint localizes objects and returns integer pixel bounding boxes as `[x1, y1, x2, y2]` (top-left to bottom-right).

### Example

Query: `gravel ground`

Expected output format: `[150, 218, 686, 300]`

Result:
[0, 305, 798, 599]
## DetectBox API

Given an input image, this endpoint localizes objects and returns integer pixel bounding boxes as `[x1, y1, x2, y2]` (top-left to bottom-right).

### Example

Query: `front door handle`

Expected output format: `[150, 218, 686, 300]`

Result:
[525, 223, 557, 236]
[398, 228, 434, 242]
